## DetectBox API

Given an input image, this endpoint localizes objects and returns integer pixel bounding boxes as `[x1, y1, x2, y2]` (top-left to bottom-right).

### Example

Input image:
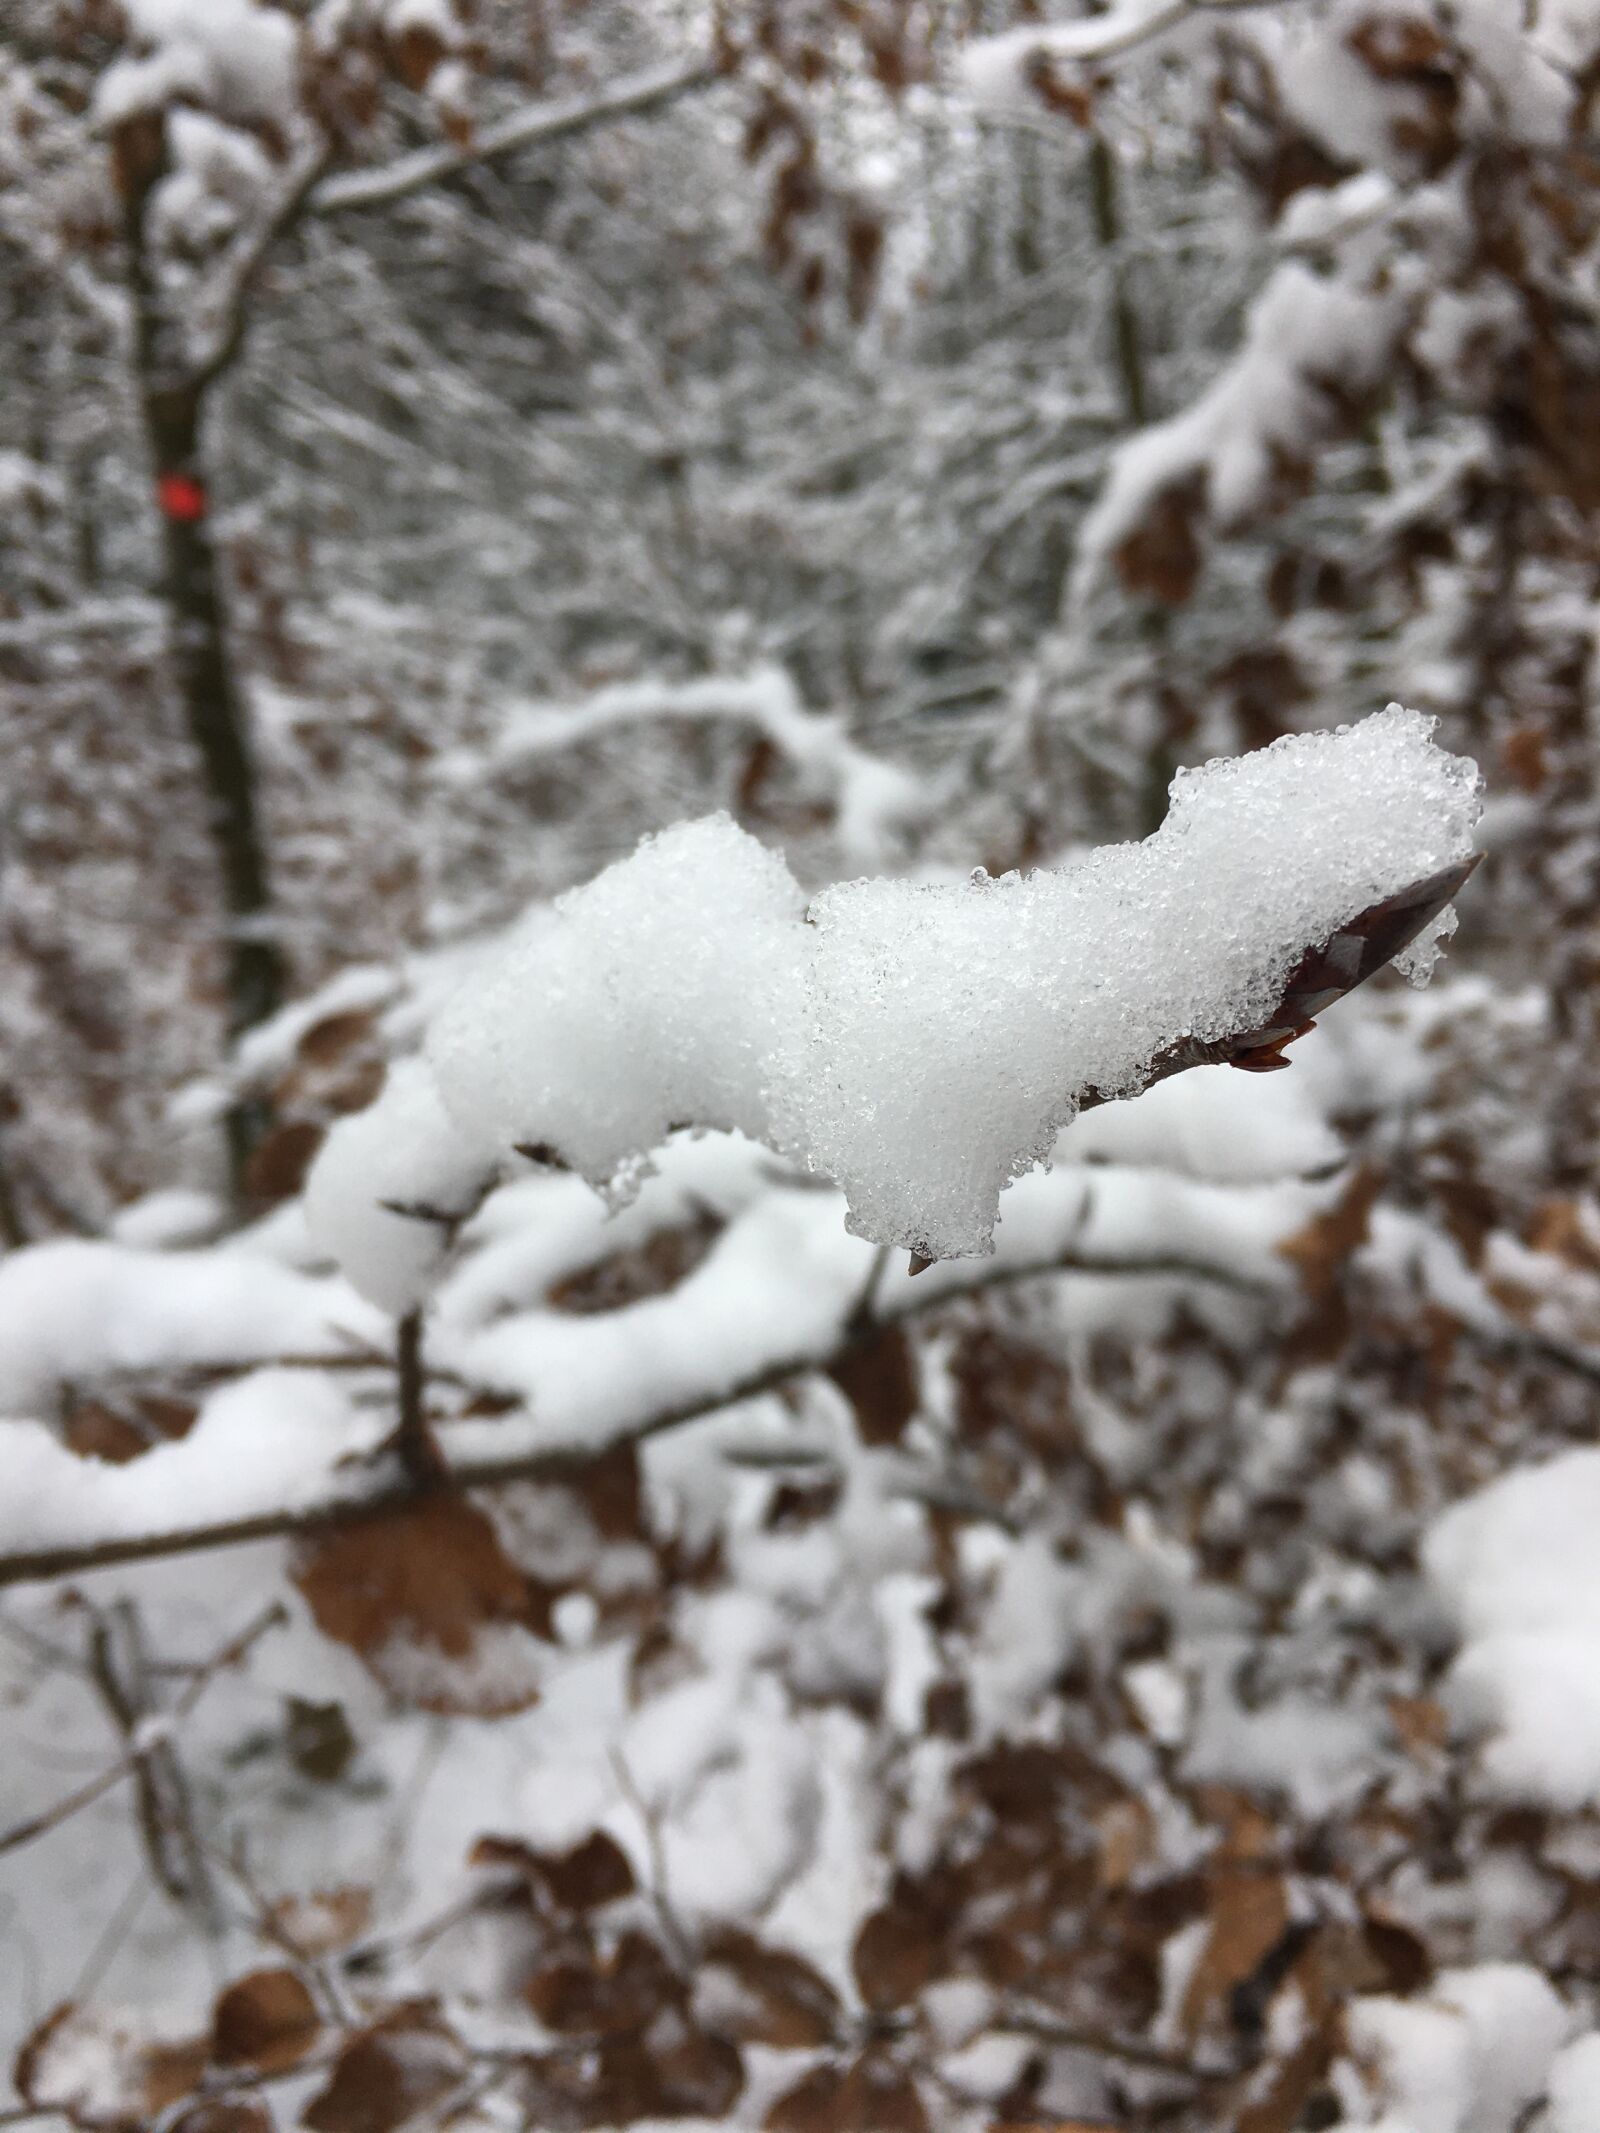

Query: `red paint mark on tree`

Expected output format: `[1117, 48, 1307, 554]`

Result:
[157, 472, 208, 522]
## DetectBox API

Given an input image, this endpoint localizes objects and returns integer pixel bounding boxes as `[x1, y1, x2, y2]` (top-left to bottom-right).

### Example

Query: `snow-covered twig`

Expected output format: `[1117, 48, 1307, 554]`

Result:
[0, 1232, 1277, 1590]
[308, 55, 717, 218]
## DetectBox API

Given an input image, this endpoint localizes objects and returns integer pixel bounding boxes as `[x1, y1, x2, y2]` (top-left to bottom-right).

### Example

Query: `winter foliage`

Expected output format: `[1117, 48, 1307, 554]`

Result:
[7, 1, 1600, 2130]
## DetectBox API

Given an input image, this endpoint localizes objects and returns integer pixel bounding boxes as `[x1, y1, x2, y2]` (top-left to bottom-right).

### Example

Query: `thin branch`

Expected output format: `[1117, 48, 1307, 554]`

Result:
[308, 55, 717, 218]
[189, 139, 333, 388]
[0, 1240, 1273, 1590]
[0, 1603, 285, 1858]
[85, 1600, 218, 1923]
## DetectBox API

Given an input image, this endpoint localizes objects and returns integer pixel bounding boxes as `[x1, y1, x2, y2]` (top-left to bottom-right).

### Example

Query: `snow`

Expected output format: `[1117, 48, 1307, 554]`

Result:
[424, 707, 1476, 1267]
[95, 0, 299, 127]
[1546, 2033, 1600, 2133]
[1076, 260, 1413, 590]
[466, 663, 925, 866]
[1424, 1451, 1600, 1809]
[1344, 1963, 1574, 2133]
[960, 0, 1192, 104]
[303, 1058, 498, 1314]
[0, 1120, 1314, 1580]
[428, 815, 809, 1205]
[1, 1370, 386, 1559]
[0, 1236, 376, 1415]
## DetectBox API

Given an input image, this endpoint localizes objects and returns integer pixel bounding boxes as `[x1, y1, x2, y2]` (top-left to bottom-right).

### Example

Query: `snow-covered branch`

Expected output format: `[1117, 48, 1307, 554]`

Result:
[308, 54, 717, 218]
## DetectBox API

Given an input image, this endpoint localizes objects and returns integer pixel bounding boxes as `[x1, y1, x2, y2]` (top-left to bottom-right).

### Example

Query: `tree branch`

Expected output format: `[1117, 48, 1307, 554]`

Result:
[190, 139, 333, 389]
[308, 55, 717, 219]
[0, 1237, 1273, 1590]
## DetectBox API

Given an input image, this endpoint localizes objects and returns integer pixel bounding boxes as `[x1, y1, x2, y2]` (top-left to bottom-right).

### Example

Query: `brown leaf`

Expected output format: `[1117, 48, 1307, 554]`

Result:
[212, 1969, 321, 2075]
[1525, 1196, 1600, 1272]
[169, 2105, 275, 2133]
[1179, 1872, 1291, 2039]
[1114, 474, 1207, 604]
[1277, 1165, 1382, 1303]
[296, 1008, 379, 1069]
[950, 1330, 1072, 1450]
[61, 1400, 148, 1464]
[548, 1211, 722, 1314]
[293, 1496, 550, 1716]
[766, 2055, 928, 2133]
[1501, 721, 1549, 792]
[16, 2004, 207, 2129]
[525, 1929, 680, 2036]
[284, 1696, 356, 1782]
[1388, 1695, 1448, 1756]
[301, 2005, 466, 2133]
[1359, 1910, 1431, 1995]
[244, 1119, 324, 1206]
[1236, 2015, 1342, 2133]
[697, 1927, 842, 2048]
[1095, 1795, 1155, 1891]
[828, 1324, 919, 1446]
[470, 1829, 636, 1912]
[520, 2019, 742, 2127]
[852, 1881, 948, 2011]
[388, 23, 447, 90]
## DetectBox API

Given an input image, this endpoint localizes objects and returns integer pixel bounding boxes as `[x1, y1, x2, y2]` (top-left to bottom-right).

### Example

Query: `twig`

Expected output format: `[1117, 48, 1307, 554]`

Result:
[0, 1602, 285, 1858]
[608, 1748, 692, 1971]
[190, 139, 333, 388]
[0, 1241, 1275, 1589]
[389, 1308, 447, 1489]
[309, 56, 716, 217]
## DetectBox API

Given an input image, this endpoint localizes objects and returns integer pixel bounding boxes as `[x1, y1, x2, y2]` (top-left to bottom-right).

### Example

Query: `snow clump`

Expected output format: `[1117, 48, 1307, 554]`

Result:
[309, 706, 1478, 1291]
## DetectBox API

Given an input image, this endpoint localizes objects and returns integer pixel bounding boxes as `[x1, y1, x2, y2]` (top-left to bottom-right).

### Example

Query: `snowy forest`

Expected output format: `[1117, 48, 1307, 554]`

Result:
[6, 1, 1600, 2129]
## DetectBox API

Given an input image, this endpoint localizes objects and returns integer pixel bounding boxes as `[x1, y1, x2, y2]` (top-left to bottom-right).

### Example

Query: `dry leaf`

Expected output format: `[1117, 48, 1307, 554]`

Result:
[212, 1969, 321, 2075]
[1277, 1164, 1382, 1302]
[1179, 1871, 1291, 2039]
[827, 1324, 919, 1446]
[301, 2005, 466, 2133]
[697, 1927, 842, 2048]
[293, 1495, 550, 1716]
[469, 1828, 636, 1912]
[524, 1929, 680, 2036]
[267, 1886, 373, 1956]
[16, 2004, 207, 2129]
[169, 2105, 275, 2133]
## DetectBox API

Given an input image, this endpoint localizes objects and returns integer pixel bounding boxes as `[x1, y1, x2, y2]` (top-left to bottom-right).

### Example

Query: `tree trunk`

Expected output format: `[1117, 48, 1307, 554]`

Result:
[117, 117, 283, 1188]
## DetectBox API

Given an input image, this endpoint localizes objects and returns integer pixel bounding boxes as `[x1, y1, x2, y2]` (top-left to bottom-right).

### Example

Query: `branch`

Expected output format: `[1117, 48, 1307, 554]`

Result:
[0, 1237, 1274, 1591]
[308, 55, 717, 218]
[0, 1602, 284, 1862]
[190, 139, 333, 389]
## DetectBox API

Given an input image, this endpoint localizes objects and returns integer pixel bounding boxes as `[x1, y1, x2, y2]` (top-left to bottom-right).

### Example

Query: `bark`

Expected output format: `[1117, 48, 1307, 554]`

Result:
[118, 118, 283, 1185]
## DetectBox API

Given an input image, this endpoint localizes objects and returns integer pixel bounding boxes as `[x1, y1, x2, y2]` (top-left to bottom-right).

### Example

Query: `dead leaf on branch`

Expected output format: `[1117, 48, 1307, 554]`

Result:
[470, 1827, 636, 1912]
[169, 2104, 276, 2133]
[15, 2003, 208, 2130]
[827, 1322, 919, 1446]
[524, 1928, 681, 2037]
[696, 1926, 842, 2048]
[212, 1967, 321, 2075]
[301, 2003, 466, 2133]
[765, 2053, 929, 2133]
[1276, 1163, 1383, 1303]
[1179, 1870, 1292, 2040]
[547, 1209, 723, 1314]
[852, 1878, 950, 2011]
[292, 1495, 551, 1716]
[267, 1884, 373, 1956]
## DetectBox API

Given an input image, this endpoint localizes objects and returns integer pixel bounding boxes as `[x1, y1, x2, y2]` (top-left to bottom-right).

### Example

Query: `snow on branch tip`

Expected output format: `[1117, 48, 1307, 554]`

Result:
[307, 705, 1482, 1311]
